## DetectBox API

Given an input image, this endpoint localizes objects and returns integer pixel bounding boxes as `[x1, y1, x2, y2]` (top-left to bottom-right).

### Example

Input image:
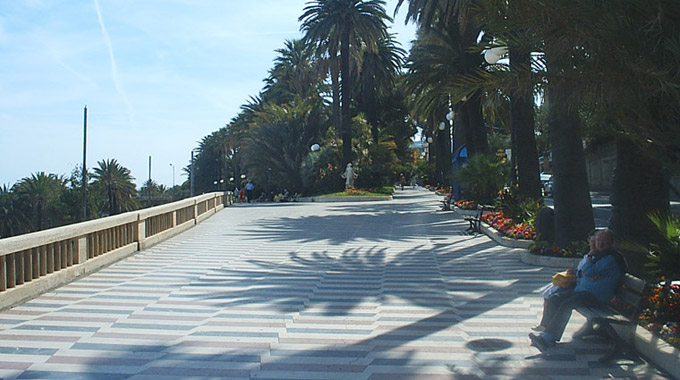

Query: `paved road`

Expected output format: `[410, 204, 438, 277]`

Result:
[544, 192, 680, 229]
[0, 189, 672, 379]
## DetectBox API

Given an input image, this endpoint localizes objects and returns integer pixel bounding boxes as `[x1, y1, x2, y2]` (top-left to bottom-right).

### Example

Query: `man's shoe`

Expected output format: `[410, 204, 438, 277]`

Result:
[531, 325, 545, 332]
[529, 332, 553, 352]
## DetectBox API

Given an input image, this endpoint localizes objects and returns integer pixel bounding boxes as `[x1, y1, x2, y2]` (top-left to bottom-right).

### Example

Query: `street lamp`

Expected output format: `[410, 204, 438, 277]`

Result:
[484, 45, 508, 65]
[310, 143, 320, 152]
[169, 163, 175, 187]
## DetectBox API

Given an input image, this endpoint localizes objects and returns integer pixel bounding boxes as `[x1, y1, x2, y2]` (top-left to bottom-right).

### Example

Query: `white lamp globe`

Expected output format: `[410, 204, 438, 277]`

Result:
[310, 143, 320, 152]
[484, 46, 508, 64]
[439, 122, 446, 131]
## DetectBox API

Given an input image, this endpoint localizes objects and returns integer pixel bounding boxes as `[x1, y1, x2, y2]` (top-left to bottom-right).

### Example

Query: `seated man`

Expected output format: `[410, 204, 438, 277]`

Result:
[529, 229, 624, 351]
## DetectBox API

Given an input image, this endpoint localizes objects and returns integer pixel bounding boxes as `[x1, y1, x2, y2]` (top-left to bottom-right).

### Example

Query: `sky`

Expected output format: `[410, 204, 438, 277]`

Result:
[0, 0, 417, 188]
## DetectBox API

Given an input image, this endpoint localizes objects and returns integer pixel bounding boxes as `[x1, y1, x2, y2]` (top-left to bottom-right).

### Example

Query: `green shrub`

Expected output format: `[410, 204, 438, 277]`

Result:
[454, 154, 508, 204]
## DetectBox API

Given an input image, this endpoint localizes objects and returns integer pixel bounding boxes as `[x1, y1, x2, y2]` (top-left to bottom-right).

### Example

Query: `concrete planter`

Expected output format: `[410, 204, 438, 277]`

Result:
[634, 325, 680, 379]
[519, 250, 582, 268]
[480, 222, 533, 249]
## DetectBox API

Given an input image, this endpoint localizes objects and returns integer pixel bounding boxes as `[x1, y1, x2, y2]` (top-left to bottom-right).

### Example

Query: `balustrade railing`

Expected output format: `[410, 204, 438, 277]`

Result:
[0, 192, 234, 307]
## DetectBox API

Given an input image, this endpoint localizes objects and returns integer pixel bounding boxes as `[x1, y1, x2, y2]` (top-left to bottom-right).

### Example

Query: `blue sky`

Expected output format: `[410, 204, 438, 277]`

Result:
[0, 0, 416, 188]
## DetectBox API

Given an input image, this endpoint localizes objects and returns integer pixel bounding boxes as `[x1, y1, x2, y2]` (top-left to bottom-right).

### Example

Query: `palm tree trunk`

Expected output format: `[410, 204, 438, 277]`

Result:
[462, 96, 488, 156]
[460, 23, 488, 157]
[330, 58, 341, 137]
[510, 49, 542, 199]
[548, 77, 594, 246]
[340, 24, 352, 167]
[610, 137, 669, 244]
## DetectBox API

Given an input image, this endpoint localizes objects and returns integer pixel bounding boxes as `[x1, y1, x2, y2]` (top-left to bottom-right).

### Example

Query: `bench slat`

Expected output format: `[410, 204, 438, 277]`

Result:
[620, 273, 646, 294]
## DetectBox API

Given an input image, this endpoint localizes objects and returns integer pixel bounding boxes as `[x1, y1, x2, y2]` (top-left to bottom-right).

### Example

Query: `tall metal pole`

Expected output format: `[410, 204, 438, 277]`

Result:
[82, 106, 88, 221]
[190, 150, 195, 197]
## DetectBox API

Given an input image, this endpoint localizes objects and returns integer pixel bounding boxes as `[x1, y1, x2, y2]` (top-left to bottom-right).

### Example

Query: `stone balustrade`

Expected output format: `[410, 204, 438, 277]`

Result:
[0, 191, 234, 309]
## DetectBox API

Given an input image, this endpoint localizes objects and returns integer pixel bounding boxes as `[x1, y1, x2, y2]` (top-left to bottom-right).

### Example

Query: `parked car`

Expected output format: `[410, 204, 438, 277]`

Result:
[540, 173, 553, 197]
[543, 179, 553, 197]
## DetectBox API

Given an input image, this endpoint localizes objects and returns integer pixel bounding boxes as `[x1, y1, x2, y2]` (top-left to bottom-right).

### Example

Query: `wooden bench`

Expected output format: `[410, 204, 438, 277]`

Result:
[439, 194, 453, 211]
[573, 272, 647, 362]
[463, 205, 492, 234]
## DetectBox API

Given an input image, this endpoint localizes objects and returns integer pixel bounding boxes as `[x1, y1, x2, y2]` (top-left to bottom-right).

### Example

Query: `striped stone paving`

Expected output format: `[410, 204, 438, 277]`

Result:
[0, 188, 673, 379]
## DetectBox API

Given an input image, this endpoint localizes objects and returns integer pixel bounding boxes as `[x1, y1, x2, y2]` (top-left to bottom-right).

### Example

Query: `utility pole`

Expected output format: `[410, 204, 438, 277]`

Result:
[81, 106, 88, 221]
[190, 150, 195, 197]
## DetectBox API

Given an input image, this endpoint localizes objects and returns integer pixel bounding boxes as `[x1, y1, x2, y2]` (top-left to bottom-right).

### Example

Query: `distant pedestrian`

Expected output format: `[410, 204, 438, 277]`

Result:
[399, 173, 406, 190]
[245, 180, 254, 203]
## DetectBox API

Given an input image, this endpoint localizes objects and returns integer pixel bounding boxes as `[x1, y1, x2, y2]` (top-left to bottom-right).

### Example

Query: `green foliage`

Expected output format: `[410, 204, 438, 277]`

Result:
[0, 184, 29, 237]
[495, 185, 543, 225]
[645, 212, 680, 281]
[242, 98, 324, 194]
[301, 141, 344, 195]
[14, 172, 68, 231]
[455, 154, 508, 204]
[91, 159, 139, 216]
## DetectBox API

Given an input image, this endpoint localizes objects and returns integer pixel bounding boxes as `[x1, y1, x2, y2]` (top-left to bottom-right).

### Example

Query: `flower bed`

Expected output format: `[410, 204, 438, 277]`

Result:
[639, 281, 680, 349]
[528, 242, 586, 259]
[455, 200, 477, 210]
[481, 211, 536, 240]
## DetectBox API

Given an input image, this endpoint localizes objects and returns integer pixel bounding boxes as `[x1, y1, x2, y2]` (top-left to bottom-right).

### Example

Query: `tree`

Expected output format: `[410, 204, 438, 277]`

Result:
[263, 39, 324, 103]
[0, 184, 29, 238]
[300, 0, 391, 167]
[91, 159, 138, 216]
[241, 98, 325, 193]
[357, 33, 406, 144]
[14, 172, 67, 231]
[398, 0, 489, 157]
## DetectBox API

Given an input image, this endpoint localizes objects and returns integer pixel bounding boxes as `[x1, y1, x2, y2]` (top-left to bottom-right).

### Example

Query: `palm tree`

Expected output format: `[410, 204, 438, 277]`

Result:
[0, 184, 29, 237]
[357, 33, 405, 144]
[241, 98, 324, 193]
[300, 0, 391, 167]
[91, 159, 138, 216]
[14, 172, 67, 231]
[400, 4, 488, 157]
[264, 39, 324, 103]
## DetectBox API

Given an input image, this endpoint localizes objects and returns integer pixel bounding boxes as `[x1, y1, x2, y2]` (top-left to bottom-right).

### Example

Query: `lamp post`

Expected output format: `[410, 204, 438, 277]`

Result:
[190, 150, 196, 197]
[170, 164, 175, 188]
[484, 46, 507, 65]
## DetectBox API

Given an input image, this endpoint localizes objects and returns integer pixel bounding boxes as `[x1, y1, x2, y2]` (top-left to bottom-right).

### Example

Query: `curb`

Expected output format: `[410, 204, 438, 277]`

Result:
[634, 325, 680, 379]
[479, 222, 533, 249]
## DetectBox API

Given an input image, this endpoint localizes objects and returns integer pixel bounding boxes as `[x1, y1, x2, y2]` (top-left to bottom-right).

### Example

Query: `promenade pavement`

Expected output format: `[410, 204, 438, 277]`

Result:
[0, 188, 672, 379]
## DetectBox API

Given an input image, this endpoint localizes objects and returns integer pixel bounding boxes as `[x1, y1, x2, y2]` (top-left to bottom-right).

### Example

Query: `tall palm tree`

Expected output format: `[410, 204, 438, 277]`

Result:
[358, 33, 405, 144]
[399, 1, 488, 157]
[264, 39, 324, 103]
[300, 0, 391, 167]
[14, 172, 66, 231]
[91, 159, 138, 216]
